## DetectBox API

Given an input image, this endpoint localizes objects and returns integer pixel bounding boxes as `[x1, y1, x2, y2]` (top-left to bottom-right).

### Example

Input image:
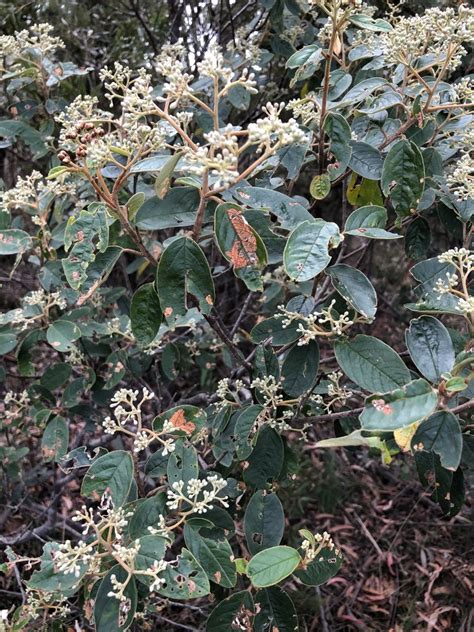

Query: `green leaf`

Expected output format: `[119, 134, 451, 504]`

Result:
[184, 524, 237, 588]
[0, 229, 32, 255]
[344, 203, 401, 239]
[128, 493, 167, 540]
[0, 333, 17, 355]
[81, 450, 134, 506]
[233, 187, 312, 230]
[234, 405, 265, 459]
[405, 217, 430, 260]
[157, 549, 210, 599]
[381, 139, 425, 216]
[136, 187, 201, 229]
[406, 316, 455, 384]
[126, 192, 145, 220]
[349, 13, 392, 31]
[62, 205, 109, 290]
[294, 545, 343, 586]
[247, 546, 301, 588]
[251, 316, 303, 346]
[207, 591, 255, 632]
[244, 491, 285, 555]
[345, 204, 387, 230]
[327, 264, 377, 319]
[134, 535, 168, 586]
[286, 45, 323, 82]
[361, 379, 437, 431]
[153, 152, 183, 199]
[349, 141, 384, 180]
[284, 220, 340, 282]
[27, 543, 87, 594]
[254, 587, 299, 632]
[130, 282, 162, 345]
[41, 415, 69, 463]
[40, 362, 72, 390]
[157, 236, 215, 325]
[324, 112, 352, 180]
[94, 565, 137, 632]
[281, 340, 319, 397]
[214, 202, 267, 291]
[415, 452, 464, 517]
[46, 320, 81, 352]
[310, 174, 331, 200]
[167, 440, 198, 486]
[335, 334, 411, 392]
[412, 411, 462, 471]
[244, 427, 284, 488]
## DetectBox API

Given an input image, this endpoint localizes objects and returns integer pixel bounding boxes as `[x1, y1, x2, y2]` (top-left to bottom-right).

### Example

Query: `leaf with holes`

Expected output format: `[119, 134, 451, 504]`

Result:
[244, 491, 285, 555]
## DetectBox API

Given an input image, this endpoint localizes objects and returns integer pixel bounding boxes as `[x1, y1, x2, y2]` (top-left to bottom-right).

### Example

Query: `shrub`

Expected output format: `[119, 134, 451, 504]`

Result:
[0, 1, 472, 629]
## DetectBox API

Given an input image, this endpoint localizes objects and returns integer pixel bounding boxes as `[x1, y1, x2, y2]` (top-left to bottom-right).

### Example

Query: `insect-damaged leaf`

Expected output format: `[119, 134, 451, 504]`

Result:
[214, 202, 267, 291]
[157, 236, 215, 325]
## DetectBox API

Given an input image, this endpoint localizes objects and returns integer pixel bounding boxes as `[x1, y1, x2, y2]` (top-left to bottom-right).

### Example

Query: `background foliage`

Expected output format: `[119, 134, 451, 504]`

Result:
[0, 0, 472, 630]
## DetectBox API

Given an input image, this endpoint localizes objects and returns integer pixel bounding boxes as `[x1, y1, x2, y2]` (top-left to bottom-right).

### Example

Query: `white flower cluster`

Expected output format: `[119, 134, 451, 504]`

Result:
[23, 289, 67, 310]
[435, 248, 473, 316]
[251, 375, 283, 409]
[155, 43, 193, 107]
[0, 170, 76, 216]
[102, 387, 154, 434]
[215, 377, 244, 411]
[228, 26, 262, 66]
[288, 95, 321, 127]
[278, 300, 354, 344]
[248, 102, 306, 151]
[166, 475, 229, 514]
[300, 529, 341, 564]
[379, 5, 474, 72]
[4, 389, 30, 423]
[20, 589, 71, 622]
[187, 124, 240, 189]
[447, 152, 474, 202]
[0, 23, 64, 60]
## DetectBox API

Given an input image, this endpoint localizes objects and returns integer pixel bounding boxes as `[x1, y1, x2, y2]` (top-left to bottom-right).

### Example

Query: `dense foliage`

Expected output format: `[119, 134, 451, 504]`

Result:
[0, 0, 472, 629]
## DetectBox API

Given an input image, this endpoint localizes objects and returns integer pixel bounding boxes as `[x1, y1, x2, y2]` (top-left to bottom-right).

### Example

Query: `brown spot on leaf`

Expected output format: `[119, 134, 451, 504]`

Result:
[225, 208, 258, 270]
[169, 408, 196, 435]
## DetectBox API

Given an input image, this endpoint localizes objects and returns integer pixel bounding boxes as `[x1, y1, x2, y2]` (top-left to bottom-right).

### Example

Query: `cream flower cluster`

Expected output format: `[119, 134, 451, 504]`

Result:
[0, 23, 64, 61]
[379, 5, 474, 71]
[251, 375, 283, 409]
[0, 171, 76, 216]
[435, 248, 473, 316]
[447, 152, 474, 202]
[102, 387, 154, 434]
[215, 377, 244, 411]
[248, 102, 307, 151]
[300, 529, 341, 564]
[278, 300, 355, 344]
[166, 475, 229, 514]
